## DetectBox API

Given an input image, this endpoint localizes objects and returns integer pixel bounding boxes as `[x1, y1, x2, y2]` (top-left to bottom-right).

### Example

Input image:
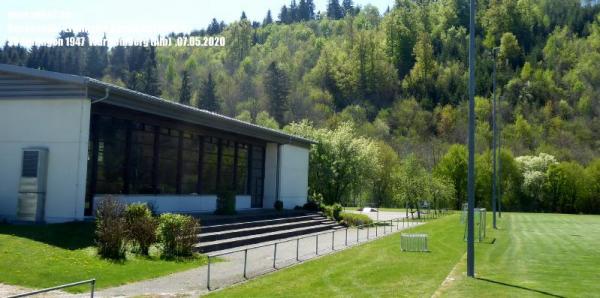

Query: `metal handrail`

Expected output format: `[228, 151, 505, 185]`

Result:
[8, 279, 96, 298]
[206, 209, 453, 290]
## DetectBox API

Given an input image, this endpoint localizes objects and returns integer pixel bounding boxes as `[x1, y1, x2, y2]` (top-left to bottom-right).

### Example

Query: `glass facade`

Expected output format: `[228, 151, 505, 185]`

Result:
[85, 107, 266, 215]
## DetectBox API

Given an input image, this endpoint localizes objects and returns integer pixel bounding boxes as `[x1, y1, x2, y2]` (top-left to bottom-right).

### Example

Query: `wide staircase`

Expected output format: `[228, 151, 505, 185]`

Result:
[195, 211, 344, 253]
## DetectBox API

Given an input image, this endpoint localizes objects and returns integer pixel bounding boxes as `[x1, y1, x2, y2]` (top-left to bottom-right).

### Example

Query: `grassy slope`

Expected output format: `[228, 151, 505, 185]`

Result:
[437, 213, 600, 297]
[208, 214, 465, 298]
[0, 222, 207, 293]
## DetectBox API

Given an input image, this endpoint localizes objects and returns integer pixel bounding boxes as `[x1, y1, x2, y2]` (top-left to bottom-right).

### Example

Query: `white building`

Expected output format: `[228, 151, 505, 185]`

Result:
[0, 64, 313, 223]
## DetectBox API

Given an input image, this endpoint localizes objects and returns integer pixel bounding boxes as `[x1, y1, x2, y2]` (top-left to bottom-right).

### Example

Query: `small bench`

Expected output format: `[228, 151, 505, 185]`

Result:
[400, 233, 429, 252]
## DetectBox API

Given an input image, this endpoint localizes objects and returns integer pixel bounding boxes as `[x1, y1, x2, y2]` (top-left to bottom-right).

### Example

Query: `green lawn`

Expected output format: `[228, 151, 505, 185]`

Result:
[436, 213, 600, 297]
[208, 212, 600, 298]
[0, 222, 207, 293]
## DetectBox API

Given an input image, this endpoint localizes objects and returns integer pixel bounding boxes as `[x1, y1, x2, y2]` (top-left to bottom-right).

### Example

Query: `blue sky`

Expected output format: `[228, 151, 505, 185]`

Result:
[1, 0, 393, 47]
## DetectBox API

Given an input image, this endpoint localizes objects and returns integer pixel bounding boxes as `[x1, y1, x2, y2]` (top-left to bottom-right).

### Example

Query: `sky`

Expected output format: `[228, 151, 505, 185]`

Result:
[0, 0, 394, 47]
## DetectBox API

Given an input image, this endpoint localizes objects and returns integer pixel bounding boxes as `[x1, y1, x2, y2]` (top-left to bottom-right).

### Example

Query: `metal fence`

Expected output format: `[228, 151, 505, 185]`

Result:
[7, 279, 96, 298]
[206, 209, 453, 290]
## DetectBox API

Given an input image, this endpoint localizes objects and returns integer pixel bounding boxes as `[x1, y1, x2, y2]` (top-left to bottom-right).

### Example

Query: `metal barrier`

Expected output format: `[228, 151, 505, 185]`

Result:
[205, 210, 454, 290]
[7, 279, 96, 298]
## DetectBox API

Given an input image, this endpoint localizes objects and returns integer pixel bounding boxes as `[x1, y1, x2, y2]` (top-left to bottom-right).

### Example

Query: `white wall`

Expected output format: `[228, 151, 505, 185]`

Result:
[0, 98, 90, 223]
[263, 142, 278, 209]
[278, 144, 309, 209]
[93, 194, 251, 214]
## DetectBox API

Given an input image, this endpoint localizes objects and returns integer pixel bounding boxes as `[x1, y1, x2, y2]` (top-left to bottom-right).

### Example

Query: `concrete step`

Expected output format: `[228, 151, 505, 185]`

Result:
[196, 222, 344, 253]
[198, 218, 336, 242]
[201, 214, 325, 234]
[198, 210, 311, 226]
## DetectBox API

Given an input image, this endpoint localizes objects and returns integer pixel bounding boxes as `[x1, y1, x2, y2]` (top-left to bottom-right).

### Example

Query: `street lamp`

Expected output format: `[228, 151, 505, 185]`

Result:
[467, 0, 476, 278]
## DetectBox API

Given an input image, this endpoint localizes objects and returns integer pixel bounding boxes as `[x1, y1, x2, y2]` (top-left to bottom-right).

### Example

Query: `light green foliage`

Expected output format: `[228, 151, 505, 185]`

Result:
[339, 212, 373, 227]
[285, 121, 380, 205]
[434, 144, 468, 210]
[516, 153, 557, 200]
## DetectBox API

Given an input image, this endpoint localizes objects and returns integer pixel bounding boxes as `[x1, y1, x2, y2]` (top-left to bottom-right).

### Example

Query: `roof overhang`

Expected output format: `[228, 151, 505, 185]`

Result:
[0, 63, 315, 147]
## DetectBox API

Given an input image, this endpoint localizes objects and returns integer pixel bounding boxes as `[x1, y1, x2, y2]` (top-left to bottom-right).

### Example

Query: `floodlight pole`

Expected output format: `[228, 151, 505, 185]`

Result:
[492, 47, 499, 229]
[498, 95, 502, 218]
[467, 0, 476, 278]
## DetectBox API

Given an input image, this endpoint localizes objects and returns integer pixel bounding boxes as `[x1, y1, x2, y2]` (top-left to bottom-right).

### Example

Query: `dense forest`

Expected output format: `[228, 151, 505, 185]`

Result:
[2, 0, 600, 214]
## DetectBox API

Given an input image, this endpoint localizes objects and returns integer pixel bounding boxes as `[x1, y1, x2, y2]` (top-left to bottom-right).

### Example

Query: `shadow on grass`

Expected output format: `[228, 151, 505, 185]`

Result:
[0, 221, 95, 250]
[477, 277, 565, 298]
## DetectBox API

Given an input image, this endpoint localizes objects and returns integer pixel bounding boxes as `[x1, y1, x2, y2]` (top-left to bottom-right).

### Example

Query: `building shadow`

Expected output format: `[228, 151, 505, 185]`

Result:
[0, 221, 95, 250]
[477, 277, 565, 298]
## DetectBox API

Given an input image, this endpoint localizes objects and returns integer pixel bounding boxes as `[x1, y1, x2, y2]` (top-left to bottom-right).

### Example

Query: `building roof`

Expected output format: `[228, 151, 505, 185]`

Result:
[0, 63, 314, 147]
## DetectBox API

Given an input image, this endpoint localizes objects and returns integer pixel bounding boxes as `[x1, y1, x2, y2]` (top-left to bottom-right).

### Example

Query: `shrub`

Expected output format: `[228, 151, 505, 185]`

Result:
[321, 203, 343, 221]
[158, 213, 200, 257]
[124, 203, 157, 255]
[215, 190, 236, 215]
[331, 203, 343, 221]
[303, 200, 320, 211]
[95, 196, 127, 259]
[274, 200, 284, 211]
[339, 212, 373, 227]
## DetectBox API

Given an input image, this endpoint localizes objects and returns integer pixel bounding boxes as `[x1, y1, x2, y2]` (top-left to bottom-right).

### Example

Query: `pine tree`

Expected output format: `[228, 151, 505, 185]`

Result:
[179, 70, 192, 105]
[207, 18, 221, 35]
[327, 0, 344, 20]
[109, 45, 128, 81]
[241, 11, 247, 20]
[342, 0, 355, 16]
[298, 0, 310, 21]
[263, 10, 273, 26]
[143, 46, 160, 96]
[280, 5, 291, 24]
[264, 62, 289, 125]
[290, 0, 299, 22]
[198, 72, 219, 112]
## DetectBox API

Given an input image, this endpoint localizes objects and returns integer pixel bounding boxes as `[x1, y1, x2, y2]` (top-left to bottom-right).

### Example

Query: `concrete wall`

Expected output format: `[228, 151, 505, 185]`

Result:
[279, 144, 309, 209]
[0, 98, 90, 223]
[93, 194, 252, 214]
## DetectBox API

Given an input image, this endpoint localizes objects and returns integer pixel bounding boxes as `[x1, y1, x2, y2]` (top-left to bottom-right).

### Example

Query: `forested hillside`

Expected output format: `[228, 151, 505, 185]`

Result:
[3, 0, 600, 213]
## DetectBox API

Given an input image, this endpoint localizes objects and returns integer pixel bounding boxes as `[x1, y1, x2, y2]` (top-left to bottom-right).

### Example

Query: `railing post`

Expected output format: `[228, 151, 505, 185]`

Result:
[396, 218, 399, 230]
[345, 228, 348, 246]
[367, 226, 370, 240]
[331, 230, 335, 251]
[356, 226, 359, 243]
[390, 220, 392, 233]
[273, 243, 278, 269]
[316, 234, 319, 255]
[376, 224, 378, 237]
[90, 279, 95, 298]
[207, 256, 211, 290]
[243, 249, 248, 279]
[296, 238, 300, 261]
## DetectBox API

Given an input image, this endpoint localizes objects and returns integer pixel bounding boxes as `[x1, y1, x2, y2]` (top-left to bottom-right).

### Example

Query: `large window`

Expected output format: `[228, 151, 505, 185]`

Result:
[158, 128, 179, 194]
[181, 133, 200, 194]
[129, 123, 155, 194]
[236, 143, 249, 194]
[220, 139, 235, 190]
[250, 145, 265, 207]
[201, 137, 219, 194]
[87, 109, 266, 206]
[95, 116, 127, 194]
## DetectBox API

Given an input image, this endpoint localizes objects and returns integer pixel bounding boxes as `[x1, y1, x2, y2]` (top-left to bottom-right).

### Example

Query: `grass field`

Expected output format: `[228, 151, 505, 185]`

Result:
[437, 213, 600, 297]
[0, 222, 207, 293]
[208, 213, 465, 298]
[208, 212, 600, 298]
